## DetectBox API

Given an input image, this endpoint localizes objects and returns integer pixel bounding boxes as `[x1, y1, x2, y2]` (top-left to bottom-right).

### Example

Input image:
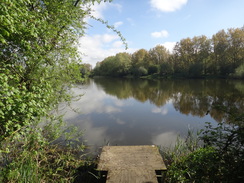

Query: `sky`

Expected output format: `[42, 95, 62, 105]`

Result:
[78, 0, 244, 67]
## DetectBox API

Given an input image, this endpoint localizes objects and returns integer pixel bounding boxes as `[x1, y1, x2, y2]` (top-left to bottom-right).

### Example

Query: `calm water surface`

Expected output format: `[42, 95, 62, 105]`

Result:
[61, 78, 244, 153]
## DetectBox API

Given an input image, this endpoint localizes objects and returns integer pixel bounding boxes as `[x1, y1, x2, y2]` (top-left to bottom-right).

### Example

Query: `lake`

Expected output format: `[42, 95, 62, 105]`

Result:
[60, 78, 244, 154]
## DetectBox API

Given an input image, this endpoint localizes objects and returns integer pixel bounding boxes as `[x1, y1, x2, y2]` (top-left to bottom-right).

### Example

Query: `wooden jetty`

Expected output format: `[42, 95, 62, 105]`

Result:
[97, 145, 167, 183]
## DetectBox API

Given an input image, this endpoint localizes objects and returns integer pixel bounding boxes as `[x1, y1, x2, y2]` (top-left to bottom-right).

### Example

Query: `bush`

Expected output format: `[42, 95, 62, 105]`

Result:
[148, 65, 159, 75]
[234, 63, 244, 78]
[163, 117, 244, 183]
[0, 117, 97, 182]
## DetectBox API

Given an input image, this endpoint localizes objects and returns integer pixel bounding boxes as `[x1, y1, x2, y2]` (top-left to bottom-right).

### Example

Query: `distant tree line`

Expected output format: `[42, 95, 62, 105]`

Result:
[92, 27, 244, 78]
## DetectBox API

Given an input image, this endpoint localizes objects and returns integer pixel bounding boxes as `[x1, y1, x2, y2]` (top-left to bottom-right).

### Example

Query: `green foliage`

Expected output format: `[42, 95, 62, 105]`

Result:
[80, 63, 93, 78]
[163, 114, 244, 183]
[0, 0, 89, 139]
[148, 65, 159, 75]
[149, 45, 170, 65]
[160, 62, 174, 76]
[0, 0, 121, 182]
[0, 119, 86, 182]
[93, 52, 131, 76]
[166, 146, 219, 183]
[1, 0, 122, 138]
[137, 66, 148, 76]
[234, 63, 244, 78]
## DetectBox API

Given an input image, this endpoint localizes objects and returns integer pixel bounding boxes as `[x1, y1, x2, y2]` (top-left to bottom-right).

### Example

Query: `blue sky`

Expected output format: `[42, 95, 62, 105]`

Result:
[78, 0, 244, 67]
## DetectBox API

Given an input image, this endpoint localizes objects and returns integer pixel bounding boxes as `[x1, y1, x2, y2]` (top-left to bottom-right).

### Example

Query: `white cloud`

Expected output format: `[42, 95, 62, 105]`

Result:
[150, 0, 188, 12]
[151, 30, 169, 38]
[101, 34, 119, 43]
[160, 42, 176, 53]
[114, 21, 123, 28]
[85, 1, 108, 19]
[88, 2, 122, 19]
[78, 34, 135, 67]
[126, 18, 135, 26]
[78, 2, 133, 68]
[112, 41, 124, 48]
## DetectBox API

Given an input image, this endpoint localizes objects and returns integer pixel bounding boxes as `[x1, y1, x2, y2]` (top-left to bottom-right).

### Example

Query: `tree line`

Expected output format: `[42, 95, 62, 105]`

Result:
[93, 27, 244, 78]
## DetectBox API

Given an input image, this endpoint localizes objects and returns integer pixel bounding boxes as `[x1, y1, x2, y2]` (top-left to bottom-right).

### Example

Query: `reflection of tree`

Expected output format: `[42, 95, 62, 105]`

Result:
[94, 78, 244, 123]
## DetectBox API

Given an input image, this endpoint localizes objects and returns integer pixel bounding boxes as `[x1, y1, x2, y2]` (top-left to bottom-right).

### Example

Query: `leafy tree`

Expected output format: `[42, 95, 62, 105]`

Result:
[114, 52, 132, 76]
[80, 63, 93, 77]
[173, 38, 194, 76]
[95, 56, 116, 76]
[137, 66, 148, 76]
[191, 35, 212, 76]
[227, 27, 244, 72]
[159, 61, 174, 76]
[212, 29, 230, 75]
[148, 65, 159, 75]
[148, 45, 170, 65]
[131, 49, 149, 74]
[93, 52, 131, 76]
[0, 0, 113, 139]
[234, 63, 244, 78]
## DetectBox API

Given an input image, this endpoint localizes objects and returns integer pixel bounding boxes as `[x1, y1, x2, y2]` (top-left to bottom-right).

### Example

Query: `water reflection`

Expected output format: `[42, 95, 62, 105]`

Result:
[62, 78, 244, 153]
[94, 78, 244, 123]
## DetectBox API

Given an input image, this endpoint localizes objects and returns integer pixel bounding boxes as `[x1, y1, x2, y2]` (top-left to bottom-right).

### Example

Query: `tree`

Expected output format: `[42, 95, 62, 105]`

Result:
[115, 52, 132, 76]
[0, 0, 113, 139]
[189, 36, 212, 77]
[131, 49, 149, 74]
[93, 53, 131, 76]
[212, 30, 230, 75]
[227, 27, 244, 71]
[80, 63, 93, 77]
[173, 38, 194, 76]
[148, 45, 170, 65]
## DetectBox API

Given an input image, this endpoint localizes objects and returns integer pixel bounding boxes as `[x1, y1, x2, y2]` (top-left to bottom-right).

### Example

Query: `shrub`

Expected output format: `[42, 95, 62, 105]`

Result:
[163, 117, 244, 182]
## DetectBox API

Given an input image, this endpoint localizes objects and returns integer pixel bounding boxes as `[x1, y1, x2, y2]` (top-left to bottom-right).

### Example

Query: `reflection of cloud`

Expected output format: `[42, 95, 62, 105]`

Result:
[104, 105, 121, 113]
[81, 118, 107, 144]
[152, 131, 181, 147]
[152, 107, 168, 115]
[114, 100, 131, 107]
[116, 119, 126, 125]
[62, 82, 121, 120]
[76, 118, 108, 154]
[114, 100, 124, 107]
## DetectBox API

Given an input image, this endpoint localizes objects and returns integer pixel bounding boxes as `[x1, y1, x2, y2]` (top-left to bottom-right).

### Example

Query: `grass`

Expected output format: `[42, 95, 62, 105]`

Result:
[0, 119, 103, 183]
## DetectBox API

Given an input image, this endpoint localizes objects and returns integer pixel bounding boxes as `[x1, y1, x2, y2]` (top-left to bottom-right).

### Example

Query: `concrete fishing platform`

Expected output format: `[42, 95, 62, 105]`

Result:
[97, 145, 167, 183]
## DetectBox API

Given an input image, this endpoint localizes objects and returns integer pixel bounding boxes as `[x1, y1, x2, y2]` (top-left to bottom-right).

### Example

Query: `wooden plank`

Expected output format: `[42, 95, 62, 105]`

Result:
[106, 168, 158, 183]
[97, 145, 167, 183]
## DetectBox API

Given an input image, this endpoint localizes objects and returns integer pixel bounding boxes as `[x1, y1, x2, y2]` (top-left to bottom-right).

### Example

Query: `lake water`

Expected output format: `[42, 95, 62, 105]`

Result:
[61, 78, 244, 154]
